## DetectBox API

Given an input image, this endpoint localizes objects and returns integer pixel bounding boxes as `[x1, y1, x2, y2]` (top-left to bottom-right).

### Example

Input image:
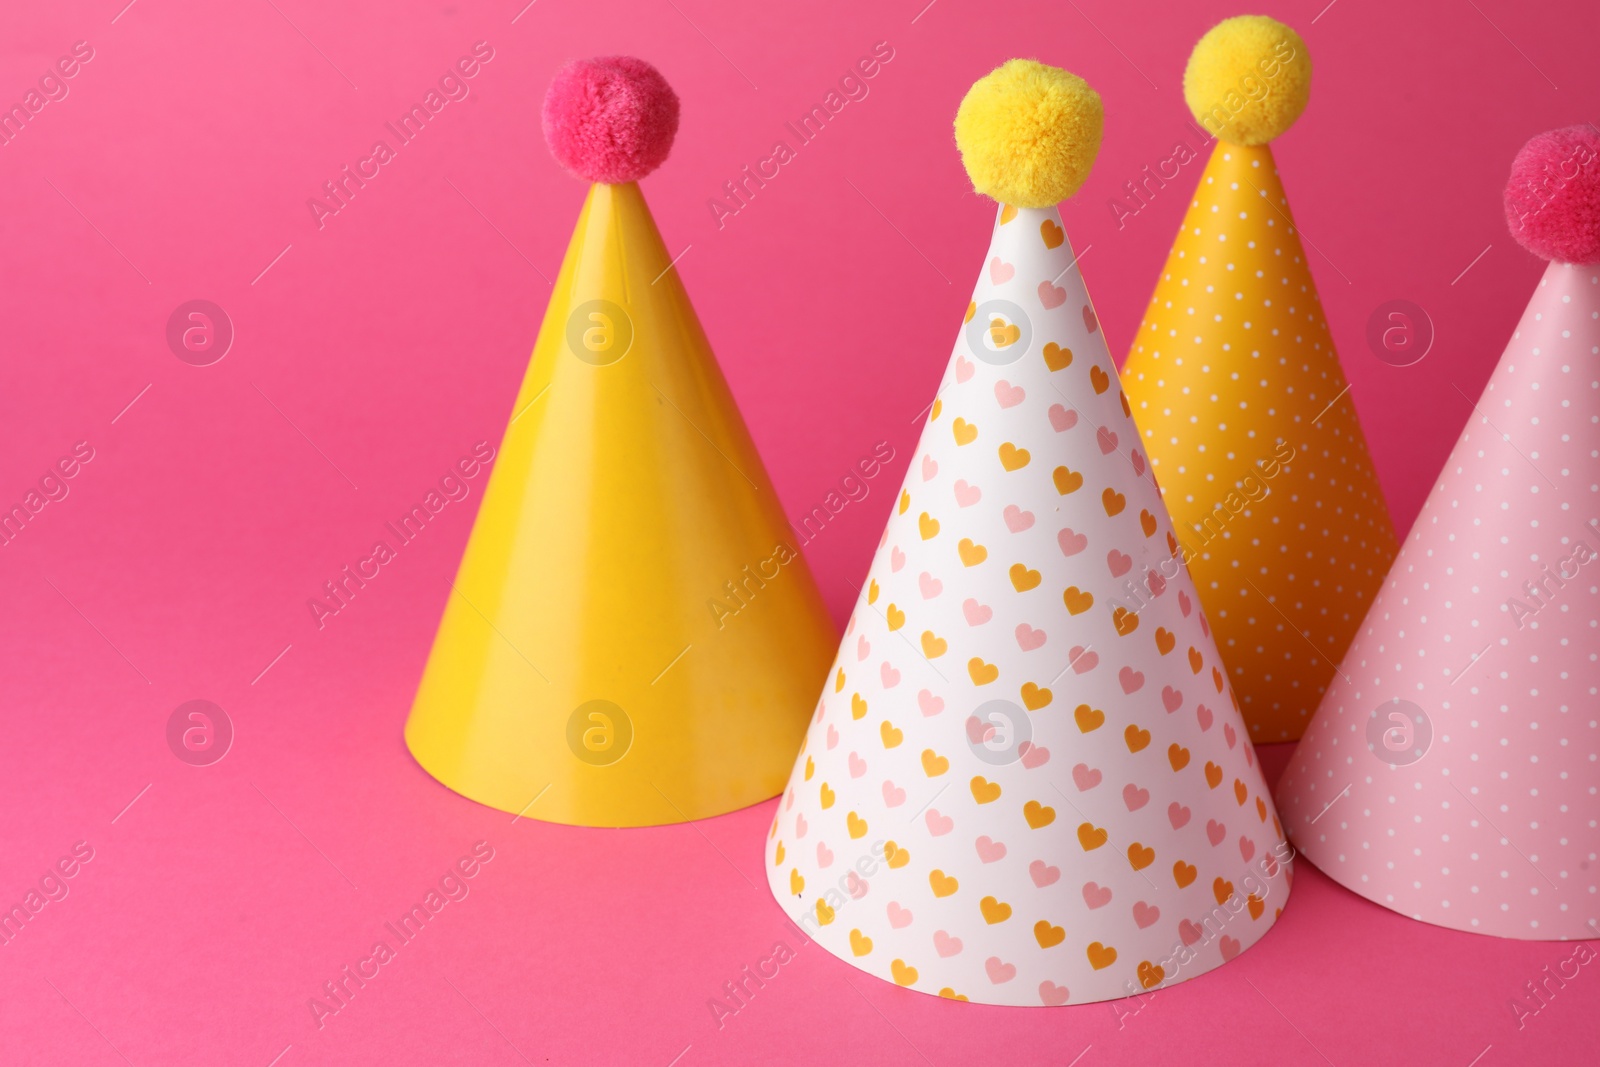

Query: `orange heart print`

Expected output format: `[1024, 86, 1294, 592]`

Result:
[1121, 17, 1397, 741]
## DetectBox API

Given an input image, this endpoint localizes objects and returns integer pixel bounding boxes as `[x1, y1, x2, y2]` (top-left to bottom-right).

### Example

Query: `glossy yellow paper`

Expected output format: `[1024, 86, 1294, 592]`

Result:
[1122, 144, 1398, 742]
[405, 182, 837, 826]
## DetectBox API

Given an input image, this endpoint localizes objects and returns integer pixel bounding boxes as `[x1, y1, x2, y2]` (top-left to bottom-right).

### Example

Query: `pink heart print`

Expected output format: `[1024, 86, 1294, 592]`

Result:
[1014, 623, 1047, 651]
[986, 957, 1017, 984]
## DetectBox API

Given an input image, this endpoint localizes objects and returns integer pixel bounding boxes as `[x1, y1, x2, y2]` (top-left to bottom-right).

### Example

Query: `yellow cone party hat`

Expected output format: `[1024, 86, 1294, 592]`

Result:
[765, 60, 1290, 1007]
[404, 58, 837, 826]
[1122, 18, 1399, 742]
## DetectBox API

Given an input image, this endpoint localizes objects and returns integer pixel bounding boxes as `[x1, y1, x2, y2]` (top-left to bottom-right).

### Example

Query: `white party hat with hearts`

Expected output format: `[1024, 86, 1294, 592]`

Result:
[763, 59, 1291, 1007]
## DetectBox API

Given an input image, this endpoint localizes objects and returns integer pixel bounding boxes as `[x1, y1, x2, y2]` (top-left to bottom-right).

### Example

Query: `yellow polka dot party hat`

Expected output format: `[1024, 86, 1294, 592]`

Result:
[1121, 17, 1399, 743]
[404, 58, 836, 826]
[765, 58, 1290, 1007]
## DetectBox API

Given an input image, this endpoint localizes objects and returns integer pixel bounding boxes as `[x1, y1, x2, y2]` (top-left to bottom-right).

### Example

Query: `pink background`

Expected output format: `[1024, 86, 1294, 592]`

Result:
[1, 0, 1596, 1063]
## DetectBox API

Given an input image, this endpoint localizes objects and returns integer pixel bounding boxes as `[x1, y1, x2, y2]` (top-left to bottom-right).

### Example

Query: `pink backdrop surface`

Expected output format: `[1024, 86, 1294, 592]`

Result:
[1, 0, 1596, 1064]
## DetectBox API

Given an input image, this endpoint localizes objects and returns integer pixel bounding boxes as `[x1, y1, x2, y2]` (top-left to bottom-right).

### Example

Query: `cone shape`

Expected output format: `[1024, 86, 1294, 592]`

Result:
[1277, 262, 1600, 939]
[1122, 144, 1399, 742]
[765, 205, 1291, 1006]
[405, 182, 837, 827]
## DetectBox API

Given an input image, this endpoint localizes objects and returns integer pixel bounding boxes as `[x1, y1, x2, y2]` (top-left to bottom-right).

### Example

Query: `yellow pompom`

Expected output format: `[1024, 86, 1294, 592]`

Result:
[954, 59, 1102, 208]
[1183, 16, 1311, 146]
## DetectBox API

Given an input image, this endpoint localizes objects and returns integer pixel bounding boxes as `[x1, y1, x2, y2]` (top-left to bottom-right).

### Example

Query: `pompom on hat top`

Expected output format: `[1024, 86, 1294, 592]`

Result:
[953, 59, 1103, 207]
[542, 56, 679, 183]
[1183, 15, 1311, 146]
[1503, 125, 1600, 265]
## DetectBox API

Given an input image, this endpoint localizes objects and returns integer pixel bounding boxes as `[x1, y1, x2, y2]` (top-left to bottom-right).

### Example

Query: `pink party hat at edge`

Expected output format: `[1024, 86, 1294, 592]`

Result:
[1277, 126, 1600, 939]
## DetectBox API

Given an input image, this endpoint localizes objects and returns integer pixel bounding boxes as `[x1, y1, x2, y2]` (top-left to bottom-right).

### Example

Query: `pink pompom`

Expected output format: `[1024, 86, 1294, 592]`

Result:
[1503, 125, 1600, 264]
[542, 56, 679, 184]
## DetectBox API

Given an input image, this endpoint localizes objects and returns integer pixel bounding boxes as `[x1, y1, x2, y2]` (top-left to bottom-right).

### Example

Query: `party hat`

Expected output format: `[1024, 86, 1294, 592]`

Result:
[1276, 126, 1600, 940]
[1121, 17, 1399, 742]
[764, 60, 1291, 1007]
[404, 58, 837, 827]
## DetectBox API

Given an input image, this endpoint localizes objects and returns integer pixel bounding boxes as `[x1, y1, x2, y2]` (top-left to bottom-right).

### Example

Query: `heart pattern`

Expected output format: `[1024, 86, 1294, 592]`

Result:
[766, 203, 1289, 1008]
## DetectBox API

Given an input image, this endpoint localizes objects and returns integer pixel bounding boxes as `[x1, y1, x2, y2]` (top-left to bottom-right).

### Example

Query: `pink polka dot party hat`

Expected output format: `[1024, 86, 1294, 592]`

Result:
[1276, 126, 1600, 940]
[763, 58, 1292, 1007]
